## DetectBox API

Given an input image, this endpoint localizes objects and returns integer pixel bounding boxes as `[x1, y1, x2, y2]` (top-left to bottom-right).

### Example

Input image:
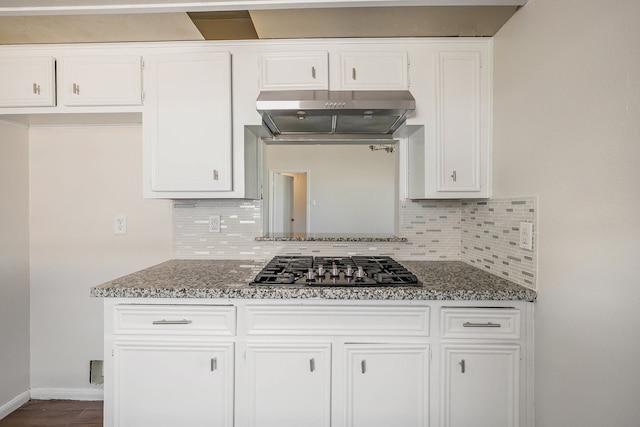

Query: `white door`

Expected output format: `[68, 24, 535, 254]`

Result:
[113, 342, 234, 427]
[0, 57, 56, 107]
[441, 344, 520, 427]
[337, 51, 409, 90]
[145, 51, 232, 194]
[59, 55, 142, 106]
[246, 343, 331, 427]
[344, 344, 430, 427]
[259, 51, 329, 90]
[272, 173, 294, 234]
[436, 51, 482, 193]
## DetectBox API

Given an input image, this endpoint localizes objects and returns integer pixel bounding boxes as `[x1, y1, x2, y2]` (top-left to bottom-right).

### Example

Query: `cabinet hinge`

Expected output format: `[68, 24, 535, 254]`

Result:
[141, 92, 145, 102]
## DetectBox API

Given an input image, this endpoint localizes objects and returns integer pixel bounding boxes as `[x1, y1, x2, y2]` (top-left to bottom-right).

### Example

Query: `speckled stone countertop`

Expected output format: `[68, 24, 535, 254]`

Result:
[90, 259, 537, 301]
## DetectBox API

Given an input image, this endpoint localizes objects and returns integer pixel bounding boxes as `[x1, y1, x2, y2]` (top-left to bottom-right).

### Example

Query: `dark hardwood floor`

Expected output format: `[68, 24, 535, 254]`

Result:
[0, 400, 102, 427]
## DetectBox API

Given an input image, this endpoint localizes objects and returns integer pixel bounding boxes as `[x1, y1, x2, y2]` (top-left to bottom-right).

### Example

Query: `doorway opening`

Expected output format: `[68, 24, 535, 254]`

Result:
[269, 171, 309, 236]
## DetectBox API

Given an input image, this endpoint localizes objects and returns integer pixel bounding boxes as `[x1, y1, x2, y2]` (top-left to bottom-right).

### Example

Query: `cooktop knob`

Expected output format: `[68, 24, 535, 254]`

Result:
[306, 268, 315, 281]
[331, 263, 340, 278]
[356, 266, 365, 279]
[345, 265, 354, 277]
[317, 264, 325, 276]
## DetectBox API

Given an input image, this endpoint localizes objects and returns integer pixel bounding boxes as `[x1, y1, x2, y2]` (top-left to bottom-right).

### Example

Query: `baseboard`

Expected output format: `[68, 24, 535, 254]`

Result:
[29, 388, 104, 401]
[0, 391, 30, 420]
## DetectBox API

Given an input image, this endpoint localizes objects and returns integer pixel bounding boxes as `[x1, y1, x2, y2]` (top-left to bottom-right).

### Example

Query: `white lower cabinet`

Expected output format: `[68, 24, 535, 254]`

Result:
[105, 301, 532, 427]
[441, 345, 520, 427]
[344, 344, 429, 427]
[113, 341, 234, 427]
[245, 343, 332, 427]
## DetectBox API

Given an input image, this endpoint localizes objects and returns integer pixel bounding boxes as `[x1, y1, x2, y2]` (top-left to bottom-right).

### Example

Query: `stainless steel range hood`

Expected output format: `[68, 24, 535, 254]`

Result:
[256, 90, 415, 142]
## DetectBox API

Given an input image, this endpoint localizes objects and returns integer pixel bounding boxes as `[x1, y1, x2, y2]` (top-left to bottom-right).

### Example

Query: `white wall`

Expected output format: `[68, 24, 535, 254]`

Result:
[265, 144, 397, 234]
[493, 0, 640, 425]
[0, 121, 30, 410]
[28, 125, 172, 396]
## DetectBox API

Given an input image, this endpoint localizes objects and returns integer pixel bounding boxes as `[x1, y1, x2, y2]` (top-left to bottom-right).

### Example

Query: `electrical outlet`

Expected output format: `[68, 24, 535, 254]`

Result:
[519, 222, 533, 251]
[114, 214, 127, 235]
[209, 215, 221, 233]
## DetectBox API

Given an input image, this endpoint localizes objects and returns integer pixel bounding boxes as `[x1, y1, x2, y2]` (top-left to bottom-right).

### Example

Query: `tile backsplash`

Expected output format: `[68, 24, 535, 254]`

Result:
[173, 199, 462, 261]
[173, 196, 537, 289]
[461, 197, 537, 288]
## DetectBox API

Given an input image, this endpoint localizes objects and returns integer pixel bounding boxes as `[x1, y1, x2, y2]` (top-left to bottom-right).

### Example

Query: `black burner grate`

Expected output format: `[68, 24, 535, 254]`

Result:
[251, 256, 420, 287]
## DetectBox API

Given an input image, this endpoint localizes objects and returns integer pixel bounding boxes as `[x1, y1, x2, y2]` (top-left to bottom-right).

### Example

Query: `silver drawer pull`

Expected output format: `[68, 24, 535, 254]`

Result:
[211, 358, 217, 371]
[152, 319, 192, 325]
[361, 360, 366, 374]
[463, 321, 501, 328]
[459, 359, 466, 373]
[310, 358, 315, 372]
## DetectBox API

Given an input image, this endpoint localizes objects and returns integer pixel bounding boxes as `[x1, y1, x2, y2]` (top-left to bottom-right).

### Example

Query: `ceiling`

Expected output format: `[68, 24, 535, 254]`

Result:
[0, 1, 526, 44]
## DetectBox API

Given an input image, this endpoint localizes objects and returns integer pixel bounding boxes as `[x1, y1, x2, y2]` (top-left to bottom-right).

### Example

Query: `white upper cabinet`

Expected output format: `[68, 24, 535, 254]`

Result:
[258, 51, 328, 90]
[435, 51, 483, 193]
[59, 55, 143, 106]
[406, 47, 491, 199]
[0, 57, 56, 107]
[336, 51, 409, 90]
[257, 50, 408, 91]
[143, 51, 233, 197]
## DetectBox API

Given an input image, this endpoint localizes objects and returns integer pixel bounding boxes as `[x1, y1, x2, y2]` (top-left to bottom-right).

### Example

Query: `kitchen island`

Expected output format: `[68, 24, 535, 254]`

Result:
[93, 259, 535, 427]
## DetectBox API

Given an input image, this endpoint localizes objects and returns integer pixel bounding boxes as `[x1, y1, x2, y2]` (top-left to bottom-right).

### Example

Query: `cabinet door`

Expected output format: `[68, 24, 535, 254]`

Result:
[435, 51, 482, 193]
[337, 51, 409, 90]
[344, 344, 429, 427]
[246, 342, 331, 427]
[259, 51, 328, 90]
[113, 341, 234, 427]
[0, 57, 56, 107]
[144, 51, 232, 194]
[441, 344, 520, 427]
[60, 55, 142, 106]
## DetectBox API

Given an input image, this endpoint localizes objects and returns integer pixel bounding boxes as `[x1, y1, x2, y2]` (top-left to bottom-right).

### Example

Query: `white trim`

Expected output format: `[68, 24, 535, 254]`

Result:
[29, 388, 104, 401]
[0, 1, 529, 17]
[0, 391, 30, 420]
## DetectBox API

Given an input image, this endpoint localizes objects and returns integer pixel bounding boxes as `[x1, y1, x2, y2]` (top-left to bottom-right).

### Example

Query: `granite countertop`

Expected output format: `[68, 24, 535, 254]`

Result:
[90, 259, 537, 301]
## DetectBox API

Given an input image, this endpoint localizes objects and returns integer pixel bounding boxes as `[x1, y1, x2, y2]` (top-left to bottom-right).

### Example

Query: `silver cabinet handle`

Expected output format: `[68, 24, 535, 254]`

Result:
[309, 358, 315, 372]
[459, 359, 466, 373]
[211, 358, 217, 371]
[151, 319, 192, 325]
[361, 360, 366, 374]
[72, 83, 80, 95]
[33, 83, 40, 95]
[213, 169, 219, 181]
[451, 170, 457, 182]
[311, 66, 316, 79]
[463, 321, 501, 328]
[352, 67, 356, 80]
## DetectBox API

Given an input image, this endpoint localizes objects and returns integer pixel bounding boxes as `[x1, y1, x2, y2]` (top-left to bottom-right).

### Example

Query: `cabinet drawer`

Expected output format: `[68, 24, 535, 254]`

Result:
[440, 308, 520, 340]
[245, 305, 430, 336]
[114, 305, 236, 336]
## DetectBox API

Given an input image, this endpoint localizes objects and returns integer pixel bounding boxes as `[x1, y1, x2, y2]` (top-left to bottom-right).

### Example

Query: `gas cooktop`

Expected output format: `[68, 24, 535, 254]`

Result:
[251, 256, 420, 287]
